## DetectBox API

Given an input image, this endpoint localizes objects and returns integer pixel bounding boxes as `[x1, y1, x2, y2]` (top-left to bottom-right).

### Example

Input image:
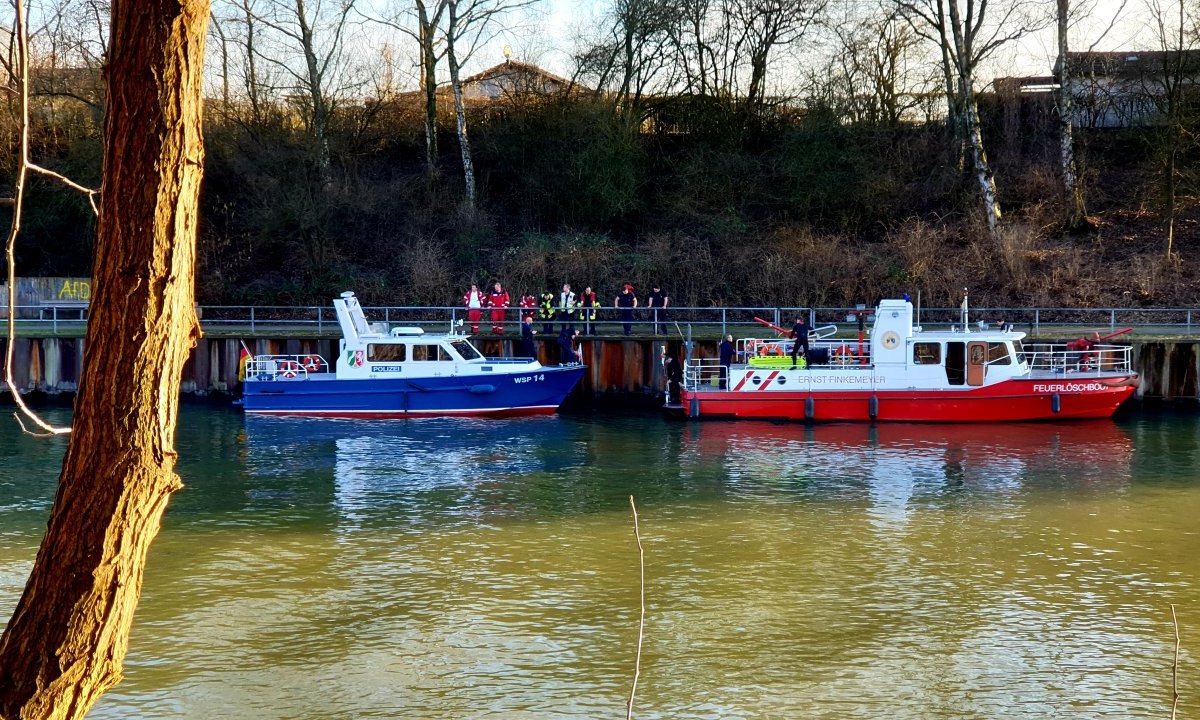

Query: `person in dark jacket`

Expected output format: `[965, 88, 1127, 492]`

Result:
[615, 284, 637, 336]
[662, 348, 683, 404]
[718, 334, 736, 389]
[790, 315, 810, 369]
[646, 285, 670, 334]
[557, 327, 581, 364]
[520, 316, 537, 359]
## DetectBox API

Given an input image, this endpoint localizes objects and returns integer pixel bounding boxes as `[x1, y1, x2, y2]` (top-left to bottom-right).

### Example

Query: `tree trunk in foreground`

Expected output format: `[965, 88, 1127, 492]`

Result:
[0, 1, 209, 719]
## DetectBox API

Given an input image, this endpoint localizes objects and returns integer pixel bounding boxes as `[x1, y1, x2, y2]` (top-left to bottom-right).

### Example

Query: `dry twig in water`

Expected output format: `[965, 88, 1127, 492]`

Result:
[1171, 603, 1180, 720]
[627, 495, 646, 720]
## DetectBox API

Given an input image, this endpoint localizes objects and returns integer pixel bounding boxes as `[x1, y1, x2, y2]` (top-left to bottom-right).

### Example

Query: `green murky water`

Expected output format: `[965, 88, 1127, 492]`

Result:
[2, 407, 1198, 719]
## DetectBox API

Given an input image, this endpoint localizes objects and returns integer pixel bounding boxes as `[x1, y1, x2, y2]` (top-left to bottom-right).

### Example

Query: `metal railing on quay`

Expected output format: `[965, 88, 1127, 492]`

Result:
[4, 303, 1200, 337]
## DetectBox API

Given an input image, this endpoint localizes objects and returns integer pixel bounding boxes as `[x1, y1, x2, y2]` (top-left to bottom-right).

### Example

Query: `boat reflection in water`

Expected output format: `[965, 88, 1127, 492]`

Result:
[677, 421, 1135, 516]
[242, 415, 591, 526]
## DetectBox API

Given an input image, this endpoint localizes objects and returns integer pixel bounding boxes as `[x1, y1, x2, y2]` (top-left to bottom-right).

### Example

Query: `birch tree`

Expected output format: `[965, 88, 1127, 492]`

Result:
[442, 0, 536, 214]
[0, 0, 209, 718]
[371, 0, 448, 180]
[895, 0, 1043, 235]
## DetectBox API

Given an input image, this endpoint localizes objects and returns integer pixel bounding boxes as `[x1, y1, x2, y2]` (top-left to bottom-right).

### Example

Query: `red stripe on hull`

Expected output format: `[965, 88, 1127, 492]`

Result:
[681, 379, 1136, 422]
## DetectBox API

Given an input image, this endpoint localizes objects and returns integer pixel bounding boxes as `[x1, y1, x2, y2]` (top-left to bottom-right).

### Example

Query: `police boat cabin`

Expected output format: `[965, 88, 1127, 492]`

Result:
[241, 291, 585, 418]
[680, 298, 1138, 422]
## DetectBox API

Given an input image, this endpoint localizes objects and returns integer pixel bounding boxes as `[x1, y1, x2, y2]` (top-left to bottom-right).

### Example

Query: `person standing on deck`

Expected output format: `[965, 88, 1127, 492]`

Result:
[719, 334, 736, 389]
[662, 347, 683, 404]
[615, 284, 638, 336]
[520, 315, 538, 359]
[790, 314, 810, 369]
[580, 286, 599, 335]
[539, 291, 556, 335]
[463, 283, 486, 334]
[519, 292, 537, 322]
[489, 281, 511, 334]
[558, 283, 577, 333]
[646, 285, 670, 335]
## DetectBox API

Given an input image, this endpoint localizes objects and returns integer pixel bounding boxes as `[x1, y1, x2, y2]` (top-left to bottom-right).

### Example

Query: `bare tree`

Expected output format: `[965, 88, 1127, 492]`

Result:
[895, 0, 1044, 235]
[369, 0, 448, 180]
[0, 1, 209, 719]
[442, 0, 537, 213]
[821, 4, 934, 125]
[732, 0, 826, 109]
[246, 0, 363, 184]
[577, 0, 675, 106]
[1142, 0, 1199, 258]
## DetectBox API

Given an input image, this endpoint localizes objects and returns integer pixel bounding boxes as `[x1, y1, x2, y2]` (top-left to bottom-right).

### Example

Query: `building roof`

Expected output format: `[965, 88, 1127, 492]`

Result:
[1062, 50, 1200, 78]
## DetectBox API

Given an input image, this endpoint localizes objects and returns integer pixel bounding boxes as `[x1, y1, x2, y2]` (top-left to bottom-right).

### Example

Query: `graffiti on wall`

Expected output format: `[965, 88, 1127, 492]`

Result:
[57, 279, 91, 301]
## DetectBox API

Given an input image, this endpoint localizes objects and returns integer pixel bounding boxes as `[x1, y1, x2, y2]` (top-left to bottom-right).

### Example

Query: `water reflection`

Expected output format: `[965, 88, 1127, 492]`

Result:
[2, 409, 1197, 719]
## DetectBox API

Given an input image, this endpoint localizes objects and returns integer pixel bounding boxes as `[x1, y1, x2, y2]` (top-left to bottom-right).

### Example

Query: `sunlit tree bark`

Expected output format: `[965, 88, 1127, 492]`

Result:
[0, 1, 209, 718]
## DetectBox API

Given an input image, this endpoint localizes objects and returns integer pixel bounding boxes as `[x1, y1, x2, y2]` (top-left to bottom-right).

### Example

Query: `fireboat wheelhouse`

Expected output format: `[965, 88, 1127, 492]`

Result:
[679, 298, 1138, 422]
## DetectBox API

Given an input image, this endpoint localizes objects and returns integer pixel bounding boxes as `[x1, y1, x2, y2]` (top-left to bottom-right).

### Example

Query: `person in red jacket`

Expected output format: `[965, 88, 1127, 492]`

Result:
[489, 281, 511, 334]
[463, 283, 486, 334]
[519, 292, 537, 322]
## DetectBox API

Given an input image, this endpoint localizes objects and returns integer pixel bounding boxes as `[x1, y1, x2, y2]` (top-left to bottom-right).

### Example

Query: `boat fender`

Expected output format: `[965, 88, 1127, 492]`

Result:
[869, 395, 879, 420]
[689, 397, 700, 418]
[1051, 393, 1061, 414]
[804, 396, 815, 421]
[469, 384, 496, 394]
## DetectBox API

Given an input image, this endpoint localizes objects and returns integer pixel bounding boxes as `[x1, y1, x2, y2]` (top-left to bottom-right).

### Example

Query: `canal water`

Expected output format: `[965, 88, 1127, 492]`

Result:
[2, 407, 1198, 719]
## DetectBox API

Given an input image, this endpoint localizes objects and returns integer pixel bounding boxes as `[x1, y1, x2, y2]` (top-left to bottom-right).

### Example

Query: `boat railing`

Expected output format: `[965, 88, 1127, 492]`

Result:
[1021, 343, 1132, 375]
[737, 337, 872, 368]
[684, 357, 726, 390]
[245, 354, 328, 380]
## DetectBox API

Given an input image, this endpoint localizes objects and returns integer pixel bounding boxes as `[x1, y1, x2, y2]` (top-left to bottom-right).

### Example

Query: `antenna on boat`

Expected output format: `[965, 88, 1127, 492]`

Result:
[915, 290, 922, 331]
[960, 288, 969, 333]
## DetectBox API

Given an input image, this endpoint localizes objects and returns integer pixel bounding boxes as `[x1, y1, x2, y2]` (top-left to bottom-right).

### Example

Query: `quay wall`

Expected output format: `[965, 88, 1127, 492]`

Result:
[3, 335, 1200, 407]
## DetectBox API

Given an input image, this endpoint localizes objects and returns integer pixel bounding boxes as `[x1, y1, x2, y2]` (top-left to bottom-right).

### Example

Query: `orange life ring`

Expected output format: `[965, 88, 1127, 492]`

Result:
[764, 344, 784, 356]
[280, 360, 301, 379]
[301, 355, 322, 372]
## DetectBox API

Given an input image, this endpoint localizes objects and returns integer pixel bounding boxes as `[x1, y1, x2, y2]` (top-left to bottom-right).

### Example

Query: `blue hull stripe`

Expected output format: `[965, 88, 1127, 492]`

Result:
[243, 365, 584, 417]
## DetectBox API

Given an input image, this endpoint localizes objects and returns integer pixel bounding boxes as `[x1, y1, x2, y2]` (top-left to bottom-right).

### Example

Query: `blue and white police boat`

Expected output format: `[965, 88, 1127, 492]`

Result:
[241, 291, 585, 418]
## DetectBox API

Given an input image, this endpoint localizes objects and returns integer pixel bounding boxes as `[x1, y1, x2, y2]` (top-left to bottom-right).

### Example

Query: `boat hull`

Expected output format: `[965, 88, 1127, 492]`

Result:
[680, 377, 1137, 422]
[243, 365, 585, 419]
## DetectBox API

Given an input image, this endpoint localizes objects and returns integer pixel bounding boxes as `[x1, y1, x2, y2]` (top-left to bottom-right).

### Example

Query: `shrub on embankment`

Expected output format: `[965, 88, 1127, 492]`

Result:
[3, 94, 1197, 310]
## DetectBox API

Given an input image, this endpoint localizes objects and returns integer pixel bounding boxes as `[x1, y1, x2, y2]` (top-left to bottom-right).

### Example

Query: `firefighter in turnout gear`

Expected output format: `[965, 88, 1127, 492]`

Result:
[539, 291, 556, 335]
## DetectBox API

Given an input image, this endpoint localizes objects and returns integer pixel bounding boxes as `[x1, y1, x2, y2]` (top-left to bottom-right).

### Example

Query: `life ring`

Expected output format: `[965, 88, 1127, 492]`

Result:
[764, 343, 784, 357]
[301, 355, 322, 372]
[279, 360, 301, 379]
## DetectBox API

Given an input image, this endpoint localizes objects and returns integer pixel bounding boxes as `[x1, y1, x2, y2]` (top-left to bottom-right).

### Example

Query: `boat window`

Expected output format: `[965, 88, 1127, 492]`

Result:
[450, 340, 483, 361]
[367, 344, 406, 362]
[411, 344, 451, 361]
[913, 342, 941, 365]
[1012, 339, 1026, 363]
[987, 342, 1011, 365]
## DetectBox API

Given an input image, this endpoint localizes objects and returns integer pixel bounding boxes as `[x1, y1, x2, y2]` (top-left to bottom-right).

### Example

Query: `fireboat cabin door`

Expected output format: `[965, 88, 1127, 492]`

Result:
[967, 341, 987, 386]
